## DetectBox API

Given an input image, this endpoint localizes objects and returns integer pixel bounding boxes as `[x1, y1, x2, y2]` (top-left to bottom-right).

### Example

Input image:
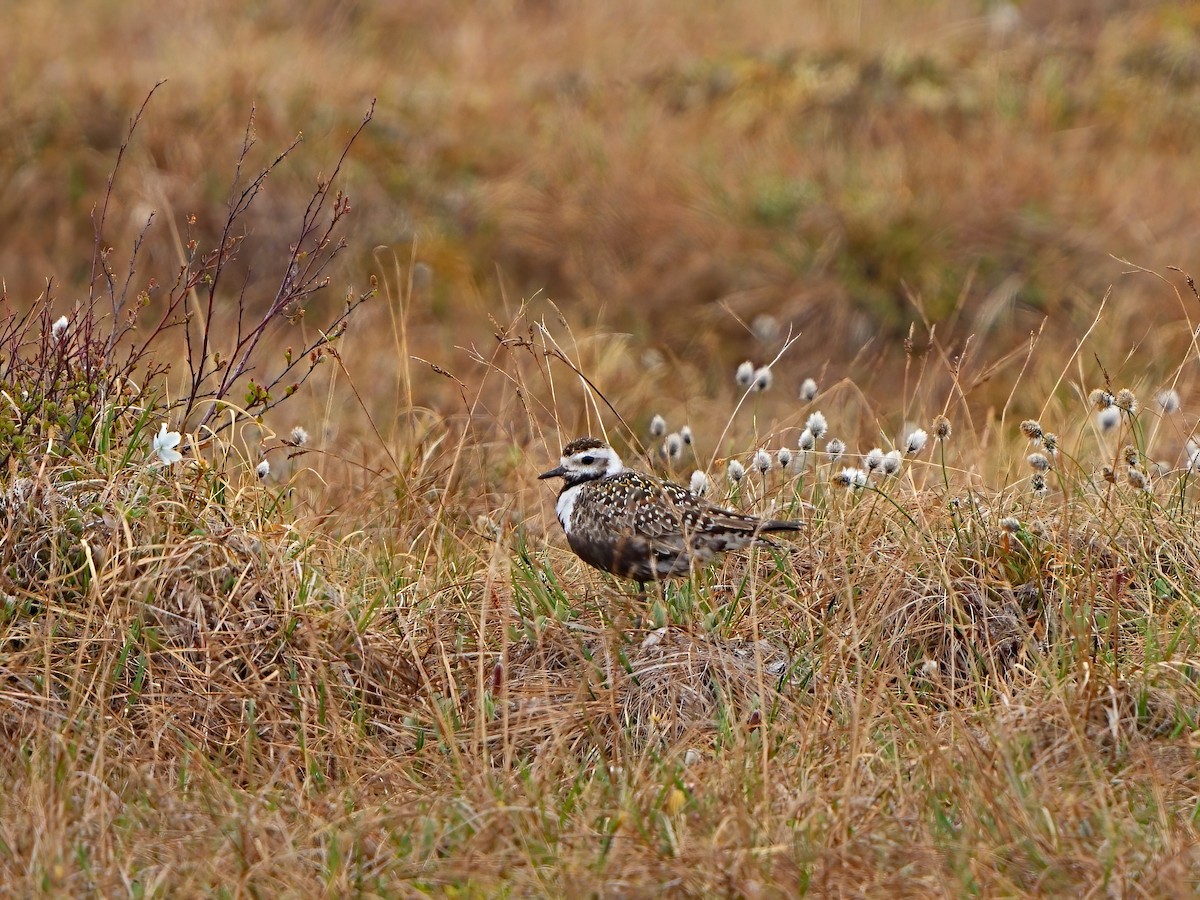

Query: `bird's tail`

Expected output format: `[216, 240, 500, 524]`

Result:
[759, 519, 803, 533]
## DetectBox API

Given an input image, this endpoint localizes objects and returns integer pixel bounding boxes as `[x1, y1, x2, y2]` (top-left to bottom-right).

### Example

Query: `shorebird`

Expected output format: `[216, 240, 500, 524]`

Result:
[538, 436, 803, 591]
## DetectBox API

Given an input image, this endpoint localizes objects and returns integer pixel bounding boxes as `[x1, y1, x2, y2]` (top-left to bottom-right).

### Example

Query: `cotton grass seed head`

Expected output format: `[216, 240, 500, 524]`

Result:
[999, 516, 1020, 533]
[1115, 388, 1138, 413]
[799, 377, 818, 401]
[933, 416, 952, 441]
[798, 429, 815, 452]
[735, 361, 755, 388]
[752, 448, 772, 473]
[51, 315, 69, 340]
[1157, 389, 1181, 414]
[826, 438, 845, 463]
[881, 450, 902, 476]
[752, 366, 773, 392]
[1030, 473, 1047, 495]
[864, 447, 884, 472]
[1090, 389, 1114, 410]
[290, 426, 309, 447]
[649, 414, 667, 437]
[1041, 432, 1059, 454]
[664, 432, 683, 460]
[1122, 445, 1140, 468]
[1020, 419, 1043, 441]
[680, 425, 693, 445]
[776, 447, 792, 470]
[256, 459, 270, 480]
[904, 428, 927, 454]
[751, 313, 780, 342]
[727, 459, 745, 483]
[1027, 452, 1050, 472]
[1127, 467, 1148, 491]
[1097, 406, 1121, 433]
[833, 466, 869, 488]
[805, 411, 828, 439]
[689, 470, 709, 494]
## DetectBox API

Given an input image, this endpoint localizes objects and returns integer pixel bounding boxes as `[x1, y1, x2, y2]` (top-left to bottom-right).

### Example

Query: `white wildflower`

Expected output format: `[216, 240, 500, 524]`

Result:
[805, 411, 828, 439]
[881, 449, 902, 476]
[727, 459, 745, 483]
[864, 447, 884, 472]
[290, 426, 309, 446]
[798, 429, 815, 452]
[752, 449, 772, 474]
[904, 428, 927, 454]
[152, 424, 183, 466]
[776, 447, 792, 470]
[826, 438, 845, 463]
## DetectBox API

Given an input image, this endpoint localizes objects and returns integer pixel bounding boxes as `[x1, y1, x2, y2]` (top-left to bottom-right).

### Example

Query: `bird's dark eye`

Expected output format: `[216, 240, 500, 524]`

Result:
[580, 455, 595, 464]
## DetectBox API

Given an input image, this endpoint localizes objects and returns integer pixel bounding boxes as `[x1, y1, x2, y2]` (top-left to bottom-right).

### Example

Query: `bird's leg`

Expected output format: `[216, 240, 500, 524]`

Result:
[633, 580, 647, 631]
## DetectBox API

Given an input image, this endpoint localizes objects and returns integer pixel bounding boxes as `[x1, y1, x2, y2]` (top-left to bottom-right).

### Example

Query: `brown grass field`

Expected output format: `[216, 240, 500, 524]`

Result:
[4, 1, 1200, 895]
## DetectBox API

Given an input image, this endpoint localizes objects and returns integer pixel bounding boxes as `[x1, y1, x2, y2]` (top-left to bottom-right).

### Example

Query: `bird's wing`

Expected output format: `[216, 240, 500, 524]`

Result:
[617, 477, 765, 549]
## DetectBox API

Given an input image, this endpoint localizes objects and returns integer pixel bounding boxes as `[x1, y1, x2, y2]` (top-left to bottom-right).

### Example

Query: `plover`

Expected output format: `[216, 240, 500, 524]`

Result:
[538, 437, 803, 590]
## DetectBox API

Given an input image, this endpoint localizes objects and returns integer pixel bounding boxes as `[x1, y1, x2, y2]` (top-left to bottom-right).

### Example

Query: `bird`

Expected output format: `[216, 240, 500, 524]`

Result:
[537, 436, 803, 591]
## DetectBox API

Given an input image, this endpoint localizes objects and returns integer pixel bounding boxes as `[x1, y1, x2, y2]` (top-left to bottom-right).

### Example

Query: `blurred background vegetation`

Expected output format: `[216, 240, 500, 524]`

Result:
[4, 1, 1199, 408]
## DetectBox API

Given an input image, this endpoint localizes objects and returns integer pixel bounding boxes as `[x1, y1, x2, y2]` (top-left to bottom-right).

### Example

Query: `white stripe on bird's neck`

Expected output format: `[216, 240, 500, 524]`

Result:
[556, 483, 584, 533]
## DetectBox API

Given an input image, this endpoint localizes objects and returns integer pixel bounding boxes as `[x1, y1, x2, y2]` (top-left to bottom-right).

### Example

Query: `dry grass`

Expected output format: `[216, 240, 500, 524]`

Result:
[4, 0, 1200, 896]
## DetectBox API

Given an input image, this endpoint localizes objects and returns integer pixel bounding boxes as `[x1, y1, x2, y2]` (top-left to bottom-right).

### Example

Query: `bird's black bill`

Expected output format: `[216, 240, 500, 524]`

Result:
[538, 465, 567, 480]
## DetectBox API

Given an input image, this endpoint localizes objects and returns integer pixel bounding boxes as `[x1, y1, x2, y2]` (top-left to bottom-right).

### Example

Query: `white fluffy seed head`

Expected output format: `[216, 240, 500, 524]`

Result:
[776, 447, 792, 470]
[664, 432, 683, 459]
[865, 447, 884, 472]
[51, 315, 69, 340]
[1157, 389, 1181, 414]
[805, 411, 828, 439]
[798, 429, 815, 451]
[799, 377, 818, 401]
[826, 438, 845, 463]
[1128, 467, 1148, 491]
[1097, 406, 1121, 433]
[752, 366, 773, 392]
[905, 429, 927, 454]
[649, 414, 667, 437]
[680, 425, 693, 445]
[727, 459, 745, 482]
[689, 470, 709, 494]
[881, 450, 902, 475]
[735, 361, 755, 388]
[290, 426, 309, 446]
[834, 466, 869, 488]
[1027, 452, 1050, 472]
[999, 516, 1020, 533]
[752, 448, 772, 473]
[256, 459, 270, 479]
